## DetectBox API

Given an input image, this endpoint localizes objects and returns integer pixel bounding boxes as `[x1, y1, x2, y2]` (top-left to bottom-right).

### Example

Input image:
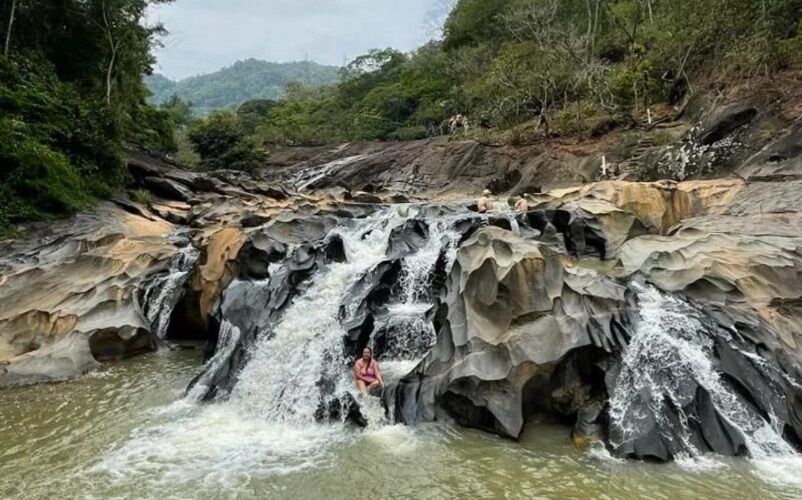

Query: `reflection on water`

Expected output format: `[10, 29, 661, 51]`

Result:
[1, 351, 802, 500]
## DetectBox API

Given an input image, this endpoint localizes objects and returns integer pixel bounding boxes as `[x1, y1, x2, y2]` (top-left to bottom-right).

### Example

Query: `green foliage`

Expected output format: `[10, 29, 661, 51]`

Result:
[145, 59, 340, 115]
[131, 188, 151, 204]
[0, 58, 124, 193]
[237, 99, 279, 134]
[442, 0, 512, 49]
[0, 117, 89, 230]
[254, 0, 802, 145]
[0, 0, 175, 233]
[188, 112, 266, 172]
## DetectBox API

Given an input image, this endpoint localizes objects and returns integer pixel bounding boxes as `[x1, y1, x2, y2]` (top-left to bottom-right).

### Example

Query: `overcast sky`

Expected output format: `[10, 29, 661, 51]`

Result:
[146, 0, 454, 80]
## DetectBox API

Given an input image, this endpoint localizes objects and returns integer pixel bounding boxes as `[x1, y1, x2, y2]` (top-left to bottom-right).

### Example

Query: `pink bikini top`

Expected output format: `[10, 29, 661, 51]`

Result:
[362, 363, 376, 378]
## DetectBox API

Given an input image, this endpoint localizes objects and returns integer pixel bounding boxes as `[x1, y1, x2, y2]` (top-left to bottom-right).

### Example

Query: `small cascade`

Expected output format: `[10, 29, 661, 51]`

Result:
[293, 155, 367, 192]
[609, 283, 797, 461]
[186, 320, 241, 401]
[488, 200, 521, 235]
[140, 239, 199, 339]
[377, 218, 461, 360]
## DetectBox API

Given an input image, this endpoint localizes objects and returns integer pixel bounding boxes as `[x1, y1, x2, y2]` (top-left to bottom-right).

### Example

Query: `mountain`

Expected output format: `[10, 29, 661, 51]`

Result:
[146, 59, 340, 115]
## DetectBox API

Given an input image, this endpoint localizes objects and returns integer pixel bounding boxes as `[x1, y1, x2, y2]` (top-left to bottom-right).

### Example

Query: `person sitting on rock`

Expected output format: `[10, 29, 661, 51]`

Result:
[514, 195, 529, 213]
[354, 347, 383, 396]
[478, 189, 494, 213]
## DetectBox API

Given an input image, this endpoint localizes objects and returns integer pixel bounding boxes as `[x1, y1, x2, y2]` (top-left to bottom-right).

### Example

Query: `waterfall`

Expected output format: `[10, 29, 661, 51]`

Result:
[609, 283, 796, 462]
[186, 320, 241, 402]
[215, 206, 467, 427]
[140, 240, 199, 339]
[227, 211, 405, 423]
[380, 218, 461, 360]
[292, 155, 367, 192]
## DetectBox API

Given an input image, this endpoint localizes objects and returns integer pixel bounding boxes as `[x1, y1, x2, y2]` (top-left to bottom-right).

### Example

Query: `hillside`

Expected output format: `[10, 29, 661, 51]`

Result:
[146, 59, 340, 115]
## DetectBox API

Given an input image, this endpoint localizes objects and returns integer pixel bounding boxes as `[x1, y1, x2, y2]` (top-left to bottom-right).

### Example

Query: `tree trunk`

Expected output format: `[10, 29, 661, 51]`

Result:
[4, 0, 17, 58]
[105, 47, 116, 105]
[102, 0, 116, 105]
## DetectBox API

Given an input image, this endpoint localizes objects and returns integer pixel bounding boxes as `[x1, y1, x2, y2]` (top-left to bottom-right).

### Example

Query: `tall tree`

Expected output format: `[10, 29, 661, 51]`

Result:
[4, 0, 16, 57]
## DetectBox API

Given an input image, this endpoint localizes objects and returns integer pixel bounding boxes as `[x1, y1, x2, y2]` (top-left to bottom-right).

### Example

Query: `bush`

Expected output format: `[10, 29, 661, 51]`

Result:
[188, 112, 267, 172]
[388, 125, 428, 141]
[0, 118, 89, 231]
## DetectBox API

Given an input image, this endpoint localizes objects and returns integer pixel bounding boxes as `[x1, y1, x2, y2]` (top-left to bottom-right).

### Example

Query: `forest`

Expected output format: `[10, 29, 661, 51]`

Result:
[0, 0, 177, 235]
[146, 59, 340, 116]
[230, 0, 802, 145]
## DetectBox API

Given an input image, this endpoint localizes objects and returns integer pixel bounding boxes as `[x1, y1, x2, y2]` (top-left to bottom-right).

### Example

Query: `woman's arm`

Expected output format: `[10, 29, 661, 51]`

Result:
[354, 361, 364, 382]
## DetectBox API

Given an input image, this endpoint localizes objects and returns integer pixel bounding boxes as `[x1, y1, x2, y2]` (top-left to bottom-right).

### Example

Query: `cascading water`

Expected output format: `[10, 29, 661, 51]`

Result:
[228, 209, 413, 423]
[379, 217, 461, 360]
[609, 283, 799, 474]
[292, 155, 367, 192]
[140, 237, 199, 339]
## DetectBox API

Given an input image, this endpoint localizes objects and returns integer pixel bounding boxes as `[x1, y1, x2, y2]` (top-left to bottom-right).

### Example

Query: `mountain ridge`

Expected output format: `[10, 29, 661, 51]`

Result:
[146, 58, 340, 114]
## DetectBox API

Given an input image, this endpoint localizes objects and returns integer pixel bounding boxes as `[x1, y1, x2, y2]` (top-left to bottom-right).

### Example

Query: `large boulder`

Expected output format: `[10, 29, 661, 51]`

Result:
[0, 204, 180, 387]
[396, 226, 630, 438]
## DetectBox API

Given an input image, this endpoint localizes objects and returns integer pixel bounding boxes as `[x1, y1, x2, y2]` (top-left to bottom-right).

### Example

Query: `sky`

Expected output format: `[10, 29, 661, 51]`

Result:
[146, 0, 455, 81]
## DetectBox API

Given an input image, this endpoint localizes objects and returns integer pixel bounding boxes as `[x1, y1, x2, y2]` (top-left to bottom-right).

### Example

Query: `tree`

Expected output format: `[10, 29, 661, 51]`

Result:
[188, 112, 266, 172]
[4, 0, 16, 58]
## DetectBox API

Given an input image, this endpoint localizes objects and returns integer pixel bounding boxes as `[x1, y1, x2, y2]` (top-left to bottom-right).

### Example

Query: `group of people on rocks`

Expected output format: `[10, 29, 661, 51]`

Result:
[477, 189, 530, 214]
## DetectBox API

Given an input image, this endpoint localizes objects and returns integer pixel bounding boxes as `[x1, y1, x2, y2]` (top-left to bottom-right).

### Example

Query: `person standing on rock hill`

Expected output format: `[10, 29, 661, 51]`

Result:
[478, 189, 494, 213]
[354, 347, 383, 396]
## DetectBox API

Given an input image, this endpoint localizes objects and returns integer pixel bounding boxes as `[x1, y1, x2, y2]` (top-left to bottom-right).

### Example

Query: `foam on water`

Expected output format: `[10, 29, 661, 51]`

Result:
[91, 403, 344, 489]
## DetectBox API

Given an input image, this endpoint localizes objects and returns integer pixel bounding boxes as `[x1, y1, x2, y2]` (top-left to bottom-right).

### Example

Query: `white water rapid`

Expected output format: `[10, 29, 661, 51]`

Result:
[609, 283, 802, 484]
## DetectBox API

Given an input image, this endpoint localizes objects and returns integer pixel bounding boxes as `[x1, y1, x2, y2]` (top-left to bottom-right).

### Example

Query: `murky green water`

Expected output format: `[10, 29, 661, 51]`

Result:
[1, 351, 801, 499]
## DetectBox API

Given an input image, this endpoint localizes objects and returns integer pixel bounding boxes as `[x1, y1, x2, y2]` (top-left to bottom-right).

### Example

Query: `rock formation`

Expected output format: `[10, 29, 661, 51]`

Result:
[2, 95, 802, 463]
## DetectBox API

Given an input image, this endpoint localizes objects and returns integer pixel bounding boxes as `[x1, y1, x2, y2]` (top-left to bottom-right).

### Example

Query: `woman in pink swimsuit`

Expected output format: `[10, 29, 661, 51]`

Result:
[354, 347, 384, 396]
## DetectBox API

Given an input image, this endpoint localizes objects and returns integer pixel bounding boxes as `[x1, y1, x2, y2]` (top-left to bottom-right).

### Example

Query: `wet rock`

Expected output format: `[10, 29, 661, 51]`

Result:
[387, 220, 429, 260]
[315, 393, 368, 428]
[396, 226, 631, 438]
[339, 260, 402, 354]
[240, 213, 271, 228]
[352, 191, 383, 204]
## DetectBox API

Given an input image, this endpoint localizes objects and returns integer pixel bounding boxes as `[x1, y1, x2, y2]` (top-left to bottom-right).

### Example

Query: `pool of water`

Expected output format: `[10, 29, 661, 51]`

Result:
[2, 351, 802, 500]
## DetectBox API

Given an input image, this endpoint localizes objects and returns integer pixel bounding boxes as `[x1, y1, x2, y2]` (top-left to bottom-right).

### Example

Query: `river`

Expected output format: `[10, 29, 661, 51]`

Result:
[2, 350, 802, 499]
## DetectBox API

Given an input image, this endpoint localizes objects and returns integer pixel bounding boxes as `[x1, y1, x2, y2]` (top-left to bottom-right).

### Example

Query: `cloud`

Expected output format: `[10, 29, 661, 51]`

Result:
[146, 0, 452, 80]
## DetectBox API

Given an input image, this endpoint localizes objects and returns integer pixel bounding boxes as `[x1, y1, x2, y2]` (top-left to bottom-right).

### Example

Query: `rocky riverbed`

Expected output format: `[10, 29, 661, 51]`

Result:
[1, 96, 802, 467]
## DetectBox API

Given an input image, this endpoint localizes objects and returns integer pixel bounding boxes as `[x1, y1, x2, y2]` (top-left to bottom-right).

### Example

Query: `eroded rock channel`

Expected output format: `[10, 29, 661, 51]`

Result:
[3, 146, 801, 464]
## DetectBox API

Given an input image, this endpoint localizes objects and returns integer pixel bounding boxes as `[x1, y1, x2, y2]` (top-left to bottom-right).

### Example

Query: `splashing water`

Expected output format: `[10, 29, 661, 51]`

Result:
[228, 211, 406, 423]
[140, 241, 199, 339]
[376, 217, 461, 360]
[609, 283, 802, 483]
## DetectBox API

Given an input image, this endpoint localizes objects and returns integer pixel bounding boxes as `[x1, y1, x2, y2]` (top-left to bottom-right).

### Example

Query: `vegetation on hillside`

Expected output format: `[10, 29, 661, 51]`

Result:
[0, 0, 176, 236]
[146, 59, 340, 115]
[241, 0, 802, 146]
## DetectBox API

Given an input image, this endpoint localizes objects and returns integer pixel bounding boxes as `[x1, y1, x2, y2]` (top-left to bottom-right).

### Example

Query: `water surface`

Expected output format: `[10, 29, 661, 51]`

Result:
[2, 351, 802, 499]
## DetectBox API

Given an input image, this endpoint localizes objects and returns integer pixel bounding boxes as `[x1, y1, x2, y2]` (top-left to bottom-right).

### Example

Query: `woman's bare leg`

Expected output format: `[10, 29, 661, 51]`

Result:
[368, 380, 382, 395]
[357, 379, 368, 395]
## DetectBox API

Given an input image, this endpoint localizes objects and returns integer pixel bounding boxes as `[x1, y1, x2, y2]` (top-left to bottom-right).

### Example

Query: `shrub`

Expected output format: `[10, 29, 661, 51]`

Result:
[188, 112, 267, 172]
